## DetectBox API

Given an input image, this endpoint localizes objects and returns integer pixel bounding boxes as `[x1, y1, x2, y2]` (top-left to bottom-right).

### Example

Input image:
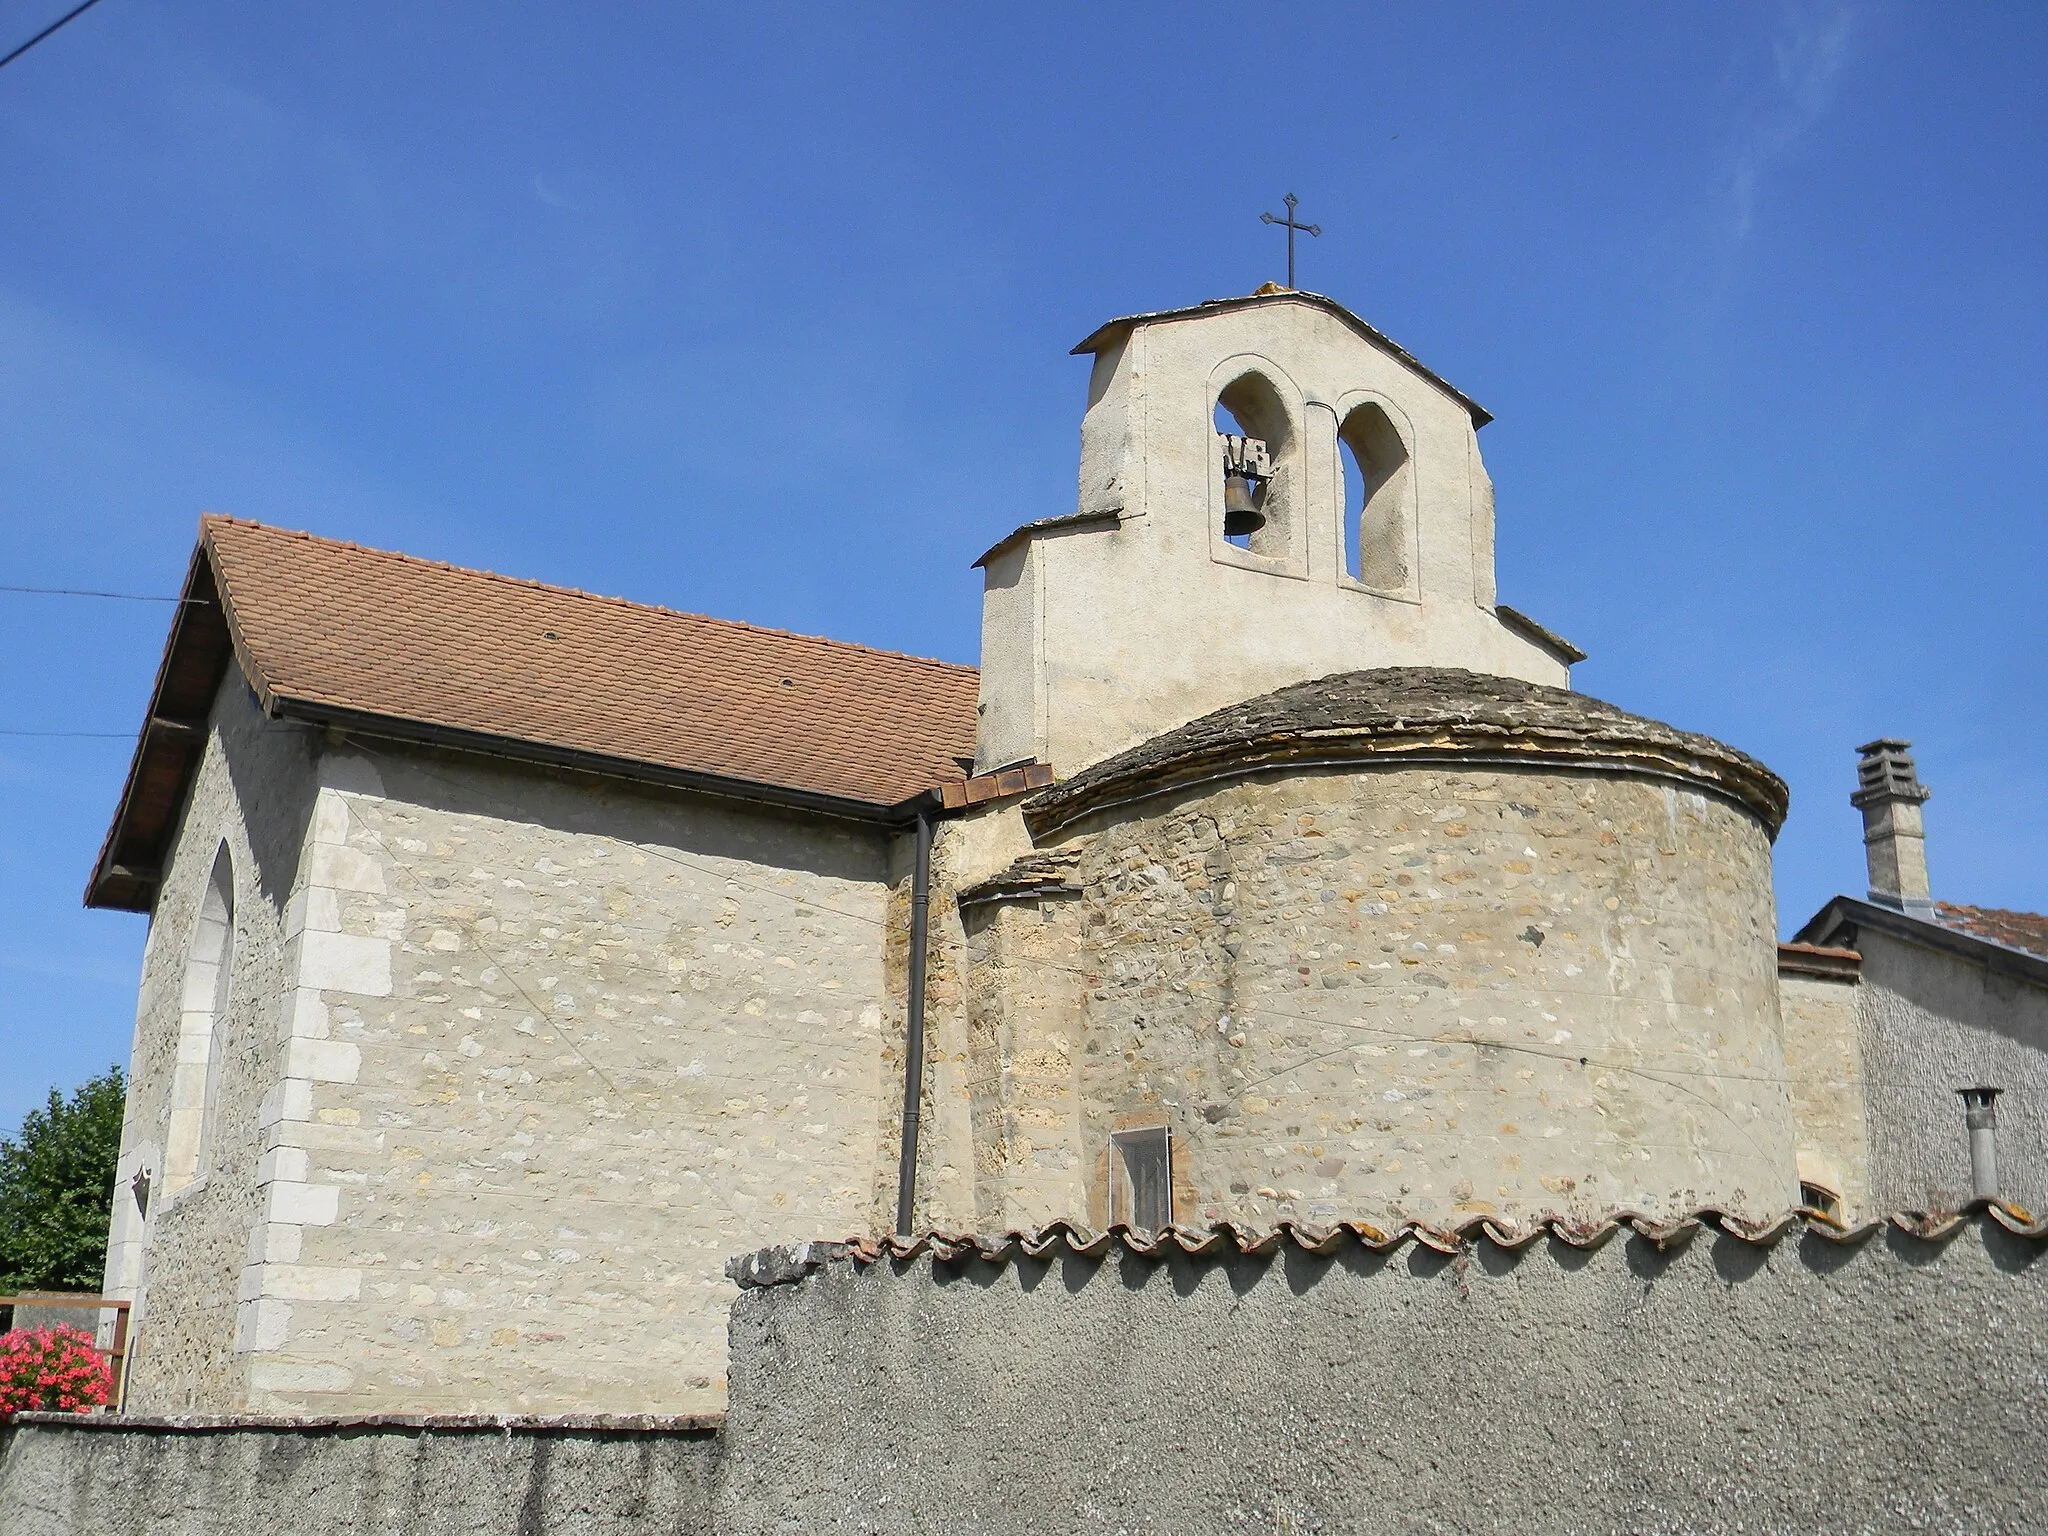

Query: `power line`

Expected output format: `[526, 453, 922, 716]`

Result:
[0, 729, 130, 738]
[0, 584, 194, 603]
[0, 0, 109, 74]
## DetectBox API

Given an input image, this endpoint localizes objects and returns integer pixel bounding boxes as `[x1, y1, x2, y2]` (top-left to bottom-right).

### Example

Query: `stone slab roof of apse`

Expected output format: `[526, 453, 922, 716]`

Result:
[1025, 666, 1790, 840]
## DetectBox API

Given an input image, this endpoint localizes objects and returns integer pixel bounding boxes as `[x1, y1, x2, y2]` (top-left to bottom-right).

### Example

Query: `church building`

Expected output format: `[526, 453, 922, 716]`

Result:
[85, 287, 2047, 1417]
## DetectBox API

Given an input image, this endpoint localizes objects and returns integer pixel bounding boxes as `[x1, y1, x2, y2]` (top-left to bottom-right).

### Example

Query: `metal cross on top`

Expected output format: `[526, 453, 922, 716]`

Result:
[1260, 193, 1321, 290]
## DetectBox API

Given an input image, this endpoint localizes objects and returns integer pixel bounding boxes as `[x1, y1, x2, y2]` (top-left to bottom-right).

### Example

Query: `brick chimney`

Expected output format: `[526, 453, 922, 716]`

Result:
[1851, 739, 1933, 917]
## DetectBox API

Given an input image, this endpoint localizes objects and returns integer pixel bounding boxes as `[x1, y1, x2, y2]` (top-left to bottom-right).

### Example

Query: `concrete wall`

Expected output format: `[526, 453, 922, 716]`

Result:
[105, 677, 322, 1411]
[111, 693, 904, 1419]
[717, 1217, 2048, 1536]
[911, 761, 1796, 1236]
[1779, 967, 1874, 1219]
[1858, 927, 2048, 1215]
[16, 1221, 2043, 1536]
[0, 1416, 716, 1536]
[976, 298, 1567, 776]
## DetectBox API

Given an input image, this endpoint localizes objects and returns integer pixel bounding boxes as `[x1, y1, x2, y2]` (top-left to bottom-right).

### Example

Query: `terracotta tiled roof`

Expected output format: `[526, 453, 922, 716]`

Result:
[203, 517, 977, 811]
[89, 519, 980, 910]
[1938, 902, 2048, 960]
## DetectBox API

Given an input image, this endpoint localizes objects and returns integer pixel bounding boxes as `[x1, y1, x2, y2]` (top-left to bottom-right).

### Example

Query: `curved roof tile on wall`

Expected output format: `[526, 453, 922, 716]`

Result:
[725, 1202, 2048, 1289]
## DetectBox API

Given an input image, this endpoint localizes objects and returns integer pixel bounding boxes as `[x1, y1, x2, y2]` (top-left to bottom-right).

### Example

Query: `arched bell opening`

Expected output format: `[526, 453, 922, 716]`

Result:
[1213, 371, 1295, 557]
[1338, 401, 1411, 591]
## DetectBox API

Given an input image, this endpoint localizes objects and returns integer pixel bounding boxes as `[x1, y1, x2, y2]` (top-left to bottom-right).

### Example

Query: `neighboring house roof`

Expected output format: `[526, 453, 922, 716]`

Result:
[1937, 902, 2048, 961]
[1793, 895, 2048, 992]
[1069, 288, 1494, 429]
[88, 517, 980, 911]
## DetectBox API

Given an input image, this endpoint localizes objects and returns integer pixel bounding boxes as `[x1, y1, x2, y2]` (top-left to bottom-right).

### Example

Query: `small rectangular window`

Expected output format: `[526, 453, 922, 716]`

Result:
[1798, 1181, 1843, 1221]
[1110, 1126, 1173, 1232]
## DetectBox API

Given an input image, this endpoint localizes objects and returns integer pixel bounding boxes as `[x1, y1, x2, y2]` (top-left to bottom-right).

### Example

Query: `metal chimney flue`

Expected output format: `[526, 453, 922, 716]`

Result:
[1958, 1087, 2002, 1202]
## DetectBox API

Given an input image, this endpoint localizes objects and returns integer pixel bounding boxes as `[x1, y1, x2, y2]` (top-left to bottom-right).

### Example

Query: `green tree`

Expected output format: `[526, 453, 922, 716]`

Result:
[0, 1068, 125, 1295]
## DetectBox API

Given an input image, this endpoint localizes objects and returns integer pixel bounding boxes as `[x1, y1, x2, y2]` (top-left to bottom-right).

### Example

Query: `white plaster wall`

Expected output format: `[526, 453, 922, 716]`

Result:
[1855, 928, 2048, 1215]
[974, 541, 1038, 772]
[977, 299, 1568, 774]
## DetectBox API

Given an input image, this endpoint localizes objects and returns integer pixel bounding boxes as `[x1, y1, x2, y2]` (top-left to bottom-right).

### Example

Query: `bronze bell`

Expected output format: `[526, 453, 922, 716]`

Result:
[1223, 471, 1266, 538]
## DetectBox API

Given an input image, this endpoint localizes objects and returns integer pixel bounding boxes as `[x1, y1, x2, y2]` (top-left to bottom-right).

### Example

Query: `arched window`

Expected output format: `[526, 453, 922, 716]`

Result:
[163, 847, 234, 1197]
[1338, 401, 1412, 591]
[1213, 371, 1295, 559]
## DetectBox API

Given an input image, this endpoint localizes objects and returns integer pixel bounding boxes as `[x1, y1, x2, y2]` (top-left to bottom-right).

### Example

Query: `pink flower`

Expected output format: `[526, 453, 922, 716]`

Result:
[0, 1325, 111, 1417]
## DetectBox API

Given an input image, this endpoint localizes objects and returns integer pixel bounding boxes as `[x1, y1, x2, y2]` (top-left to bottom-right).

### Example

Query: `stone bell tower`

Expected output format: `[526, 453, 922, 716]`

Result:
[973, 288, 1581, 775]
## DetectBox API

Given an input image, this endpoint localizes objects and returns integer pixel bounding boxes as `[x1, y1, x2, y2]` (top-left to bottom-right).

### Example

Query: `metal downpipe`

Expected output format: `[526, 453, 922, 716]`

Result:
[894, 808, 934, 1235]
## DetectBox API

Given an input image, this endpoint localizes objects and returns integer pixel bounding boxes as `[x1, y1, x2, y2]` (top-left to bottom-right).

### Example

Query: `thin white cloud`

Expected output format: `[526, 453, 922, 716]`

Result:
[1726, 1, 1858, 239]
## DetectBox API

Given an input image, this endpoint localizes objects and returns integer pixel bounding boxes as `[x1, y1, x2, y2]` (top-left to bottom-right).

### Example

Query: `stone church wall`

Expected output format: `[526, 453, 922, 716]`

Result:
[1857, 928, 2048, 1216]
[916, 763, 1796, 1236]
[111, 689, 903, 1418]
[232, 742, 898, 1417]
[107, 678, 322, 1411]
[1778, 968, 1874, 1218]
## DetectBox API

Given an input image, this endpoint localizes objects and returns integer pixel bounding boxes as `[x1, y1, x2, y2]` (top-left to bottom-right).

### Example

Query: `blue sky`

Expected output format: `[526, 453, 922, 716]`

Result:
[1, 2, 2042, 1131]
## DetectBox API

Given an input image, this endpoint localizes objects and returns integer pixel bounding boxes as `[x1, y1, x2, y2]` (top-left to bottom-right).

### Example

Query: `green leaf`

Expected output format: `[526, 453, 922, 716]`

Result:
[0, 1067, 126, 1295]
